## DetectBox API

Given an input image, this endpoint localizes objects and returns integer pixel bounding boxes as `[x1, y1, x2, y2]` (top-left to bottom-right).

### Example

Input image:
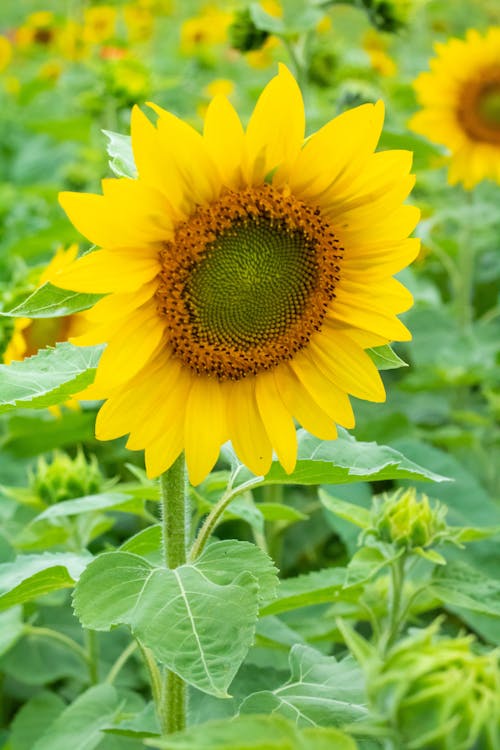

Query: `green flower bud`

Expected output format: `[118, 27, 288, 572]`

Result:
[31, 449, 103, 505]
[361, 0, 413, 33]
[308, 48, 338, 88]
[368, 622, 500, 749]
[370, 488, 448, 550]
[229, 9, 269, 53]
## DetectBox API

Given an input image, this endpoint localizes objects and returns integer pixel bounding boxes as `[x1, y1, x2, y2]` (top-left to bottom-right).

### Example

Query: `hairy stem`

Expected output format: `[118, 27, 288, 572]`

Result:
[158, 454, 189, 734]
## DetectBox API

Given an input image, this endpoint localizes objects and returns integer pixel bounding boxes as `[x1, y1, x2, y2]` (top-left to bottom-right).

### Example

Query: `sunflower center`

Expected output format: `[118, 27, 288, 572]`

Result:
[458, 69, 500, 144]
[156, 185, 342, 381]
[477, 86, 500, 128]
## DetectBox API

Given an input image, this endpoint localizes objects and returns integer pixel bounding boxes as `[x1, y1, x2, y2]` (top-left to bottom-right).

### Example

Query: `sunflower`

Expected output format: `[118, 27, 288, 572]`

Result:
[410, 28, 500, 189]
[52, 65, 418, 485]
[4, 245, 88, 365]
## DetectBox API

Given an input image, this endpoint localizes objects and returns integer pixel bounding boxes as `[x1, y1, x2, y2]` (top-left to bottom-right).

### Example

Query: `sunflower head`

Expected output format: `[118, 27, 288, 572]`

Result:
[410, 27, 500, 189]
[52, 65, 418, 485]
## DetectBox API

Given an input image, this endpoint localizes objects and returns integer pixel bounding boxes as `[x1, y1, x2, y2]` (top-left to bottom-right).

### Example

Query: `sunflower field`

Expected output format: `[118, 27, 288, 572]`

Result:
[0, 0, 500, 748]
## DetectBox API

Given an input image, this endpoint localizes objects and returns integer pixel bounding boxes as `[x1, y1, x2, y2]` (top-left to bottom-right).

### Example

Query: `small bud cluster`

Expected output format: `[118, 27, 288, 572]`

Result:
[368, 622, 500, 748]
[30, 449, 103, 505]
[366, 488, 449, 550]
[361, 0, 412, 33]
[229, 9, 269, 53]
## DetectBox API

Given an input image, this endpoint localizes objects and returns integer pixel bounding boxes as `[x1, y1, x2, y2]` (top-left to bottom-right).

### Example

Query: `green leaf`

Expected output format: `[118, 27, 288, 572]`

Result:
[0, 606, 24, 656]
[32, 685, 126, 750]
[0, 552, 91, 611]
[73, 551, 260, 697]
[367, 344, 408, 370]
[234, 430, 450, 487]
[430, 561, 500, 617]
[344, 547, 394, 588]
[249, 4, 285, 34]
[196, 540, 278, 606]
[1, 282, 101, 318]
[120, 525, 162, 564]
[240, 644, 367, 726]
[102, 703, 160, 739]
[414, 547, 447, 565]
[35, 492, 137, 520]
[257, 503, 307, 523]
[335, 619, 375, 669]
[103, 130, 137, 179]
[0, 342, 103, 414]
[145, 714, 357, 750]
[260, 568, 349, 616]
[9, 691, 66, 750]
[319, 491, 372, 529]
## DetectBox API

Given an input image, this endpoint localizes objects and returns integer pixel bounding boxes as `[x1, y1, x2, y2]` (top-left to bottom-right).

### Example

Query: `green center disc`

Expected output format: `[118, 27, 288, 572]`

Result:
[478, 85, 500, 128]
[184, 217, 318, 348]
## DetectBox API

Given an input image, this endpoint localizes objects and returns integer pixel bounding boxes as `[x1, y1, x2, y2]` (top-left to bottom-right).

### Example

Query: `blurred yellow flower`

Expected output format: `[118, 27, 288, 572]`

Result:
[16, 11, 57, 49]
[54, 66, 418, 484]
[180, 5, 232, 55]
[83, 6, 117, 45]
[316, 15, 332, 34]
[58, 20, 88, 61]
[204, 78, 235, 98]
[363, 31, 397, 77]
[410, 27, 500, 188]
[123, 4, 154, 42]
[246, 35, 281, 69]
[0, 35, 12, 72]
[3, 246, 88, 365]
[38, 60, 63, 81]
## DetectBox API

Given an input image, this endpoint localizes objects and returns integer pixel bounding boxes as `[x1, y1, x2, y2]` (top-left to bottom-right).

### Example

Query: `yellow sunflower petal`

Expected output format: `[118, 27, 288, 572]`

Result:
[147, 102, 221, 208]
[226, 378, 273, 477]
[309, 329, 386, 403]
[290, 101, 384, 199]
[83, 283, 156, 324]
[203, 95, 245, 189]
[244, 63, 305, 184]
[95, 357, 168, 440]
[275, 364, 338, 441]
[59, 180, 171, 249]
[290, 350, 355, 429]
[184, 377, 227, 486]
[327, 298, 411, 342]
[255, 369, 298, 474]
[93, 302, 164, 389]
[126, 359, 191, 449]
[49, 249, 160, 293]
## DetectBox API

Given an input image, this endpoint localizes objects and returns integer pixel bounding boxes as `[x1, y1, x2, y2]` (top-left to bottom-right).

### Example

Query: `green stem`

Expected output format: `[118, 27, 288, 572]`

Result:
[85, 629, 99, 685]
[380, 554, 406, 654]
[105, 640, 138, 684]
[189, 471, 257, 562]
[454, 190, 476, 331]
[23, 625, 88, 664]
[159, 454, 189, 734]
[138, 641, 163, 710]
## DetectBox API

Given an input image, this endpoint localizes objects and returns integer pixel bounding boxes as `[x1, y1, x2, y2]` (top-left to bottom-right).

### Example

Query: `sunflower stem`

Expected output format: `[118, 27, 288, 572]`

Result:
[455, 189, 476, 332]
[158, 454, 189, 734]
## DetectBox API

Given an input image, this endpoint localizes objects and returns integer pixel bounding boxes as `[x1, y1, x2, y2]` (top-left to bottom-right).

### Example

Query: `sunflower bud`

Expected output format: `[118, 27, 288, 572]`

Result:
[368, 622, 500, 748]
[229, 9, 269, 53]
[361, 0, 413, 33]
[370, 488, 448, 550]
[308, 48, 338, 88]
[31, 450, 103, 505]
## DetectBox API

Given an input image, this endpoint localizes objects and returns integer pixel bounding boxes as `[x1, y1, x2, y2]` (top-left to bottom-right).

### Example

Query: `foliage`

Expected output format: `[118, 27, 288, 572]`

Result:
[0, 0, 499, 749]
